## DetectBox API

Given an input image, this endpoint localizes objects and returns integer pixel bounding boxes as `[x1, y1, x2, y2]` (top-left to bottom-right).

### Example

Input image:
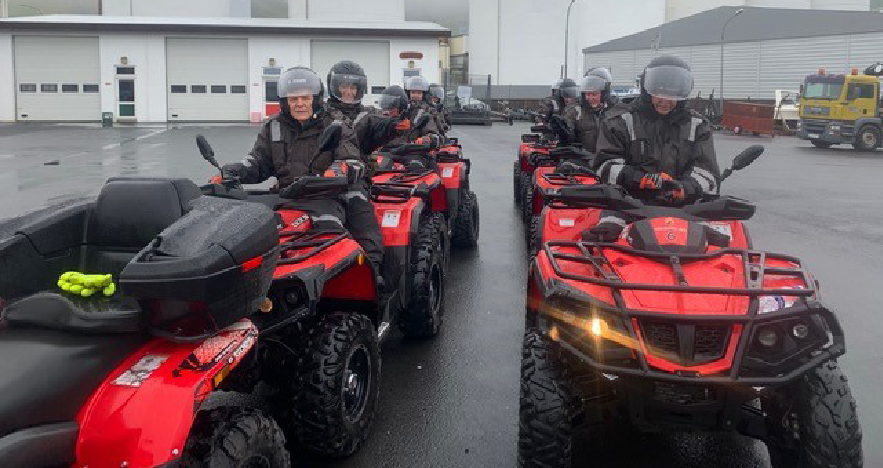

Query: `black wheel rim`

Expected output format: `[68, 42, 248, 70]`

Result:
[343, 345, 371, 422]
[240, 456, 271, 468]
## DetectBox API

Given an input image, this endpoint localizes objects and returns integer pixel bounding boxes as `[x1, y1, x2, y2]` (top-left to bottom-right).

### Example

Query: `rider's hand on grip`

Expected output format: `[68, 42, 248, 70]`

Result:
[659, 179, 686, 203]
[395, 118, 412, 132]
[639, 172, 672, 190]
[209, 174, 223, 184]
[326, 160, 365, 185]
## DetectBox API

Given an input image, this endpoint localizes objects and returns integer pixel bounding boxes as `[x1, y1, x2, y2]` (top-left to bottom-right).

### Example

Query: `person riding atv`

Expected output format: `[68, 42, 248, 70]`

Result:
[554, 67, 616, 175]
[381, 81, 442, 168]
[218, 66, 385, 283]
[589, 55, 720, 241]
[428, 83, 451, 133]
[325, 60, 406, 168]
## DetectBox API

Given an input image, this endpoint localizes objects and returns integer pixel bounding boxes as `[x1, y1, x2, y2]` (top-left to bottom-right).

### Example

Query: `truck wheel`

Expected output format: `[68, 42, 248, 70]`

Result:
[765, 360, 863, 468]
[402, 215, 445, 338]
[853, 125, 880, 151]
[518, 329, 572, 468]
[452, 191, 480, 248]
[181, 407, 290, 468]
[513, 161, 523, 206]
[811, 140, 832, 149]
[290, 313, 380, 457]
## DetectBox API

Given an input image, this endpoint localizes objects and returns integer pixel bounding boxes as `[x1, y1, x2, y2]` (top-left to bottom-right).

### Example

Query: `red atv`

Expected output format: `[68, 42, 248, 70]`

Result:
[513, 124, 554, 208]
[375, 139, 479, 249]
[520, 146, 597, 251]
[196, 128, 446, 458]
[519, 147, 862, 468]
[0, 177, 289, 467]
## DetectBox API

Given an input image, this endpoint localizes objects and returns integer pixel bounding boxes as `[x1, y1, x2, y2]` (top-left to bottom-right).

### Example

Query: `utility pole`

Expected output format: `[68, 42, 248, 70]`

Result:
[564, 0, 576, 77]
[719, 8, 743, 116]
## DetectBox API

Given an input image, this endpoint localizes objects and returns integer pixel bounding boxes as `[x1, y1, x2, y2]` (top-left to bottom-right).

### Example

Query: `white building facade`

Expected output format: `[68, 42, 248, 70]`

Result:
[0, 0, 446, 123]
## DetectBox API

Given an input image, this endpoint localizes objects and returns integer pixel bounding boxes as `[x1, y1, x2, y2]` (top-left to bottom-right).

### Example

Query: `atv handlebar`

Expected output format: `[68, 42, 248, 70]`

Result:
[278, 176, 350, 200]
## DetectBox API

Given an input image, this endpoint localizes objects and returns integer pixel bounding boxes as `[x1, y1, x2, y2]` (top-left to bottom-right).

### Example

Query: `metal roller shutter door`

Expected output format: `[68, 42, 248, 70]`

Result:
[166, 38, 249, 121]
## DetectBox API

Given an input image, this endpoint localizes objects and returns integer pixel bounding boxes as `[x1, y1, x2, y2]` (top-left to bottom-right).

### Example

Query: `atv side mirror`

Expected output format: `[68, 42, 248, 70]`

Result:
[196, 134, 220, 170]
[317, 122, 344, 153]
[732, 145, 764, 171]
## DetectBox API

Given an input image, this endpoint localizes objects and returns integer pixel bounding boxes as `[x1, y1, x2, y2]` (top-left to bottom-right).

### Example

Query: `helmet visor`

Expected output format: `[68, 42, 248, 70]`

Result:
[404, 76, 430, 92]
[429, 86, 444, 100]
[329, 72, 367, 104]
[580, 75, 608, 93]
[278, 69, 323, 98]
[560, 85, 580, 99]
[379, 94, 404, 111]
[643, 65, 693, 101]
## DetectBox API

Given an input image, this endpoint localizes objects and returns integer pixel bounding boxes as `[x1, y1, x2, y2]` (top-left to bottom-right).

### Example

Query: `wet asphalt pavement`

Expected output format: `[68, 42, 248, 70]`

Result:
[1, 121, 882, 467]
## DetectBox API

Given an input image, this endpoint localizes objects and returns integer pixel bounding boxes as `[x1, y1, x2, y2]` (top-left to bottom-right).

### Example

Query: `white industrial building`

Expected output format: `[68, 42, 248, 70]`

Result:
[0, 0, 448, 123]
[583, 6, 883, 101]
[467, 0, 870, 87]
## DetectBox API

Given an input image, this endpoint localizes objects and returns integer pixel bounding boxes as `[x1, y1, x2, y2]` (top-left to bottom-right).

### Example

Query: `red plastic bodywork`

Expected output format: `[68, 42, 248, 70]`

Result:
[520, 146, 549, 172]
[373, 197, 422, 247]
[529, 168, 598, 217]
[74, 320, 259, 468]
[534, 216, 808, 375]
[437, 161, 463, 190]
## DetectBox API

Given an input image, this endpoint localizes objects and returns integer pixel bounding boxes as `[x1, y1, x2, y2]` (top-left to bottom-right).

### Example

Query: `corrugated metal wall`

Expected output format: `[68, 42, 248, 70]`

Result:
[584, 31, 883, 100]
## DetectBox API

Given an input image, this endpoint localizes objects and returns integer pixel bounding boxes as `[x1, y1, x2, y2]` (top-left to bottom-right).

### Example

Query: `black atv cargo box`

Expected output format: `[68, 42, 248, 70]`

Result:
[120, 196, 279, 338]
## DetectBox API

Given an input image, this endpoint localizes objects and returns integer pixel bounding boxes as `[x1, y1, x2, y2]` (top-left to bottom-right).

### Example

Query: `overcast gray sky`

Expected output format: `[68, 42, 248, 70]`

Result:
[404, 0, 468, 34]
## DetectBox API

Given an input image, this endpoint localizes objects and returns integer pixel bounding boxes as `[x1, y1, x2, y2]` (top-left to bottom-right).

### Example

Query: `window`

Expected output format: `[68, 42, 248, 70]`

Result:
[265, 81, 278, 102]
[231, 85, 247, 94]
[252, 0, 287, 18]
[191, 85, 207, 94]
[848, 83, 875, 100]
[262, 67, 282, 76]
[116, 67, 135, 75]
[170, 85, 187, 94]
[371, 86, 386, 94]
[211, 85, 227, 94]
[19, 83, 36, 93]
[83, 84, 99, 93]
[62, 84, 79, 93]
[804, 80, 843, 100]
[41, 84, 58, 93]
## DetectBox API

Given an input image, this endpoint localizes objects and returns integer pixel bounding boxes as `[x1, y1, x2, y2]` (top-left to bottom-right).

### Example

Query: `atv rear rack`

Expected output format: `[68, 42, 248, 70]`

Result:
[371, 182, 417, 203]
[278, 229, 348, 265]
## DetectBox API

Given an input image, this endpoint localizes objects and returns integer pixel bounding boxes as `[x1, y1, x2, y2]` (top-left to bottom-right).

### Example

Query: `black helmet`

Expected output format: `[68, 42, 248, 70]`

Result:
[327, 60, 367, 104]
[557, 78, 579, 109]
[429, 83, 445, 101]
[640, 55, 693, 101]
[580, 67, 612, 108]
[278, 67, 324, 115]
[379, 85, 408, 114]
[404, 75, 430, 102]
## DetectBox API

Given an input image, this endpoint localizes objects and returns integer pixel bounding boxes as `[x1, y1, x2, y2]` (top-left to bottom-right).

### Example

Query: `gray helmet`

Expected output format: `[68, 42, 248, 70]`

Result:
[641, 55, 694, 101]
[278, 67, 324, 113]
[580, 67, 613, 107]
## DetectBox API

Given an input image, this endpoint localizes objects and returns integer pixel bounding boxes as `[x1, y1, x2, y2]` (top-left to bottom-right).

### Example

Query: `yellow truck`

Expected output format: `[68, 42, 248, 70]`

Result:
[798, 63, 883, 151]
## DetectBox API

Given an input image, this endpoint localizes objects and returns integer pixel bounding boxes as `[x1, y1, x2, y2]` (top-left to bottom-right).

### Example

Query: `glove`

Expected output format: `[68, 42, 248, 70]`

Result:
[638, 172, 672, 190]
[395, 118, 411, 132]
[415, 134, 439, 148]
[583, 222, 624, 243]
[220, 163, 245, 181]
[659, 179, 687, 203]
[324, 160, 366, 185]
[209, 174, 223, 184]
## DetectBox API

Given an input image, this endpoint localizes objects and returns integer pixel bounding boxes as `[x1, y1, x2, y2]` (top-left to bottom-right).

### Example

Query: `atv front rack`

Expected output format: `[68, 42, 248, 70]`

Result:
[278, 229, 348, 265]
[536, 240, 846, 386]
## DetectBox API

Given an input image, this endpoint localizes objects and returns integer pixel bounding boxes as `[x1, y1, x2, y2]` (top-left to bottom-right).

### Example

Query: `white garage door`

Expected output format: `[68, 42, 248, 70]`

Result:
[311, 40, 390, 106]
[166, 38, 249, 121]
[14, 36, 101, 122]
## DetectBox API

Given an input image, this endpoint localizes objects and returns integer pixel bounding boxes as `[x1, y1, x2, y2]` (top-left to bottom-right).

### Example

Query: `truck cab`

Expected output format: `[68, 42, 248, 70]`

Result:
[798, 67, 882, 151]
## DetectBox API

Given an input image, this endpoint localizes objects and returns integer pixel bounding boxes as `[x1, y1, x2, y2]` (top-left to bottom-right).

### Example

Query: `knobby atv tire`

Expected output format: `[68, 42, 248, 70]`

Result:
[514, 161, 523, 206]
[290, 313, 380, 457]
[765, 360, 863, 468]
[180, 407, 290, 468]
[431, 212, 450, 270]
[529, 216, 541, 257]
[401, 214, 445, 338]
[451, 191, 480, 248]
[518, 329, 572, 468]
